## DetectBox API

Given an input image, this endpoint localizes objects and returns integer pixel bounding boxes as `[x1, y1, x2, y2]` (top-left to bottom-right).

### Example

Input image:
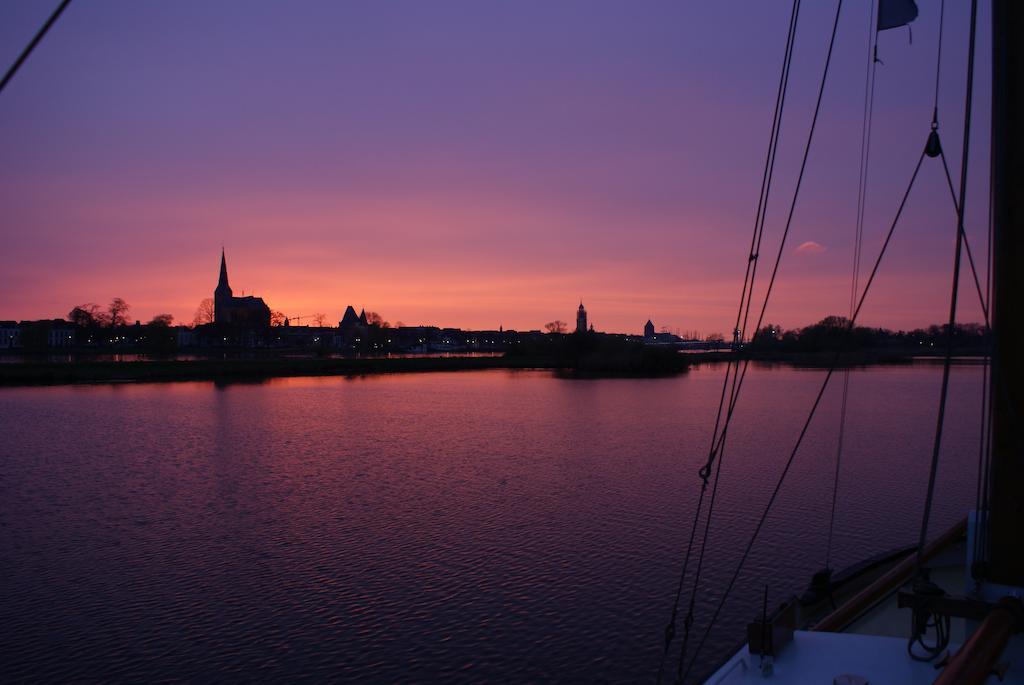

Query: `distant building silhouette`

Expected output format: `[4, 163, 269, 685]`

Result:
[339, 305, 361, 332]
[336, 304, 371, 350]
[576, 301, 588, 334]
[644, 319, 683, 345]
[214, 249, 271, 327]
[0, 321, 19, 349]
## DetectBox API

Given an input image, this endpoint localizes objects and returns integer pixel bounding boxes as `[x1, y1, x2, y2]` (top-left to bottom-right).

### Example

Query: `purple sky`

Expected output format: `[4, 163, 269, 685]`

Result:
[0, 1, 992, 334]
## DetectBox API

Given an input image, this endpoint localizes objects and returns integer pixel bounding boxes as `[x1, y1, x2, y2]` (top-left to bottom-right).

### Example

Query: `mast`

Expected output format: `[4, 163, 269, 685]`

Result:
[986, 0, 1024, 586]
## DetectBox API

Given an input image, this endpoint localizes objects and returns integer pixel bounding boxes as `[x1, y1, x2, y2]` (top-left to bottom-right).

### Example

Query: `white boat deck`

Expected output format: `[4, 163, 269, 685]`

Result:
[707, 628, 1024, 684]
[707, 630, 959, 684]
[704, 517, 1024, 684]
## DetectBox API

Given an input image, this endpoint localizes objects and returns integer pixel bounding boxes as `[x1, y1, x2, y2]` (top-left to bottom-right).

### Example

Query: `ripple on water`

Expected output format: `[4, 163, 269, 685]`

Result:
[0, 366, 980, 682]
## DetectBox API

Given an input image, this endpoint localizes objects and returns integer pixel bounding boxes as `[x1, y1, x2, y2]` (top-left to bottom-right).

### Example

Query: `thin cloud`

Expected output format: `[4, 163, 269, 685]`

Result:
[796, 241, 827, 254]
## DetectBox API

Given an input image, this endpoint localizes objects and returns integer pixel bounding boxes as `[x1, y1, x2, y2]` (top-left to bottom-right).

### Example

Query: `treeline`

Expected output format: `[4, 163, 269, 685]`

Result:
[750, 316, 990, 353]
[508, 330, 686, 374]
[69, 299, 174, 329]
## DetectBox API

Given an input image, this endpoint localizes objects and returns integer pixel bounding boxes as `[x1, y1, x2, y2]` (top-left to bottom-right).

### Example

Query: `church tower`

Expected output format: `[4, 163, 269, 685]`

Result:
[576, 301, 588, 334]
[214, 248, 233, 323]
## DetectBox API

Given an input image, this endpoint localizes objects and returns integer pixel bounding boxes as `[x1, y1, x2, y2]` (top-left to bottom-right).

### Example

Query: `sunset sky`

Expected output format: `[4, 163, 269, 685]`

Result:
[0, 1, 992, 335]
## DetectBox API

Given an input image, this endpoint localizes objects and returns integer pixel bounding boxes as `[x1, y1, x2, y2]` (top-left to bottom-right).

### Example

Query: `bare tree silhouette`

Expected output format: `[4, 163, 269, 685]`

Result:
[544, 320, 567, 334]
[108, 298, 130, 327]
[193, 298, 215, 326]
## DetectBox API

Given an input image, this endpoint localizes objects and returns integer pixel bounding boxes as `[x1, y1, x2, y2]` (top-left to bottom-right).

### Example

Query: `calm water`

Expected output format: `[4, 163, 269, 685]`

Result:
[0, 363, 982, 682]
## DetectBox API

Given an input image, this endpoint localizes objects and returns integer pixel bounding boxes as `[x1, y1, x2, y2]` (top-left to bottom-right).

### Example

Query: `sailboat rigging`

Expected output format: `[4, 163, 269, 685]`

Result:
[681, 0, 1024, 682]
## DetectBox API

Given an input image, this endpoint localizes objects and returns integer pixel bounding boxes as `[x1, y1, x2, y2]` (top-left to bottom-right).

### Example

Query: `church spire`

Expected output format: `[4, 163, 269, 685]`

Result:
[215, 247, 233, 321]
[218, 248, 230, 291]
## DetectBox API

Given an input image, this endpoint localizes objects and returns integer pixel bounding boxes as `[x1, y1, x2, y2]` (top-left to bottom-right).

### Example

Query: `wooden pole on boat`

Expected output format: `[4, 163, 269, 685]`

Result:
[987, 0, 1024, 587]
[932, 596, 1022, 685]
[812, 518, 966, 633]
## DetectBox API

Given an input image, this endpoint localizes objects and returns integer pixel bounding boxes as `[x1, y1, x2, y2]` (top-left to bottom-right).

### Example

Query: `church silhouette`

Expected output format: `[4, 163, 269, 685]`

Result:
[214, 249, 271, 327]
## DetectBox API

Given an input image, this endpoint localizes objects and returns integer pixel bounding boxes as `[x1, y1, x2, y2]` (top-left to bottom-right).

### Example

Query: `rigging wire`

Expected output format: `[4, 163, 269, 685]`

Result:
[655, 4, 801, 681]
[935, 132, 1014, 585]
[826, 0, 878, 573]
[679, 4, 854, 675]
[680, 0, 846, 654]
[0, 0, 73, 96]
[938, 154, 988, 325]
[702, 0, 846, 524]
[675, 2, 995, 677]
[920, 0, 1000, 579]
[936, 145, 1024, 460]
[915, 0, 978, 573]
[671, 0, 847, 671]
[930, 38, 996, 581]
[683, 146, 929, 683]
[975, 110, 997, 579]
[932, 0, 947, 124]
[669, 4, 847, 676]
[935, 132, 1016, 583]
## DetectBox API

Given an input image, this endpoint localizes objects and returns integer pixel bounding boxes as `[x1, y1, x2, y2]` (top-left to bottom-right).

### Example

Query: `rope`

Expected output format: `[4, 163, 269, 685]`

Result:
[925, 85, 1000, 586]
[0, 0, 73, 96]
[683, 146, 929, 683]
[933, 110, 995, 585]
[735, 0, 803, 350]
[937, 148, 1024, 458]
[655, 2, 798, 679]
[932, 0, 946, 124]
[936, 119, 1016, 586]
[915, 0, 978, 572]
[826, 0, 878, 572]
[697, 0, 847, 488]
[655, 3, 801, 681]
[908, 609, 952, 661]
[973, 350, 992, 580]
[975, 122, 996, 579]
[674, 1, 850, 680]
[670, 6, 847, 675]
[938, 153, 988, 325]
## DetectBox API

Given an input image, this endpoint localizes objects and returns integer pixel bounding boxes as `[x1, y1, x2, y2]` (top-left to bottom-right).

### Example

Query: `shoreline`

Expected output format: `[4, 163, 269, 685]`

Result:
[0, 355, 564, 386]
[0, 350, 988, 387]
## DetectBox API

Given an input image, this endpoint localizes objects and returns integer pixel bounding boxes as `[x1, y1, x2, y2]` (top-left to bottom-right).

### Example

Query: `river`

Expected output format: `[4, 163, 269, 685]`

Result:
[0, 363, 982, 682]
